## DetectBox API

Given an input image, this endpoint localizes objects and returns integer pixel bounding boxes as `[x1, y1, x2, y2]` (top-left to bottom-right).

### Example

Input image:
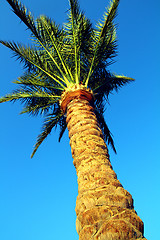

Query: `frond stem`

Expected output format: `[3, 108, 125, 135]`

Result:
[41, 18, 73, 85]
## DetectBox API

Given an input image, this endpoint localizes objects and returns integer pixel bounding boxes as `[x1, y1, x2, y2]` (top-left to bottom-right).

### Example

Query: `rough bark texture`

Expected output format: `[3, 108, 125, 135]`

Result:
[66, 98, 147, 240]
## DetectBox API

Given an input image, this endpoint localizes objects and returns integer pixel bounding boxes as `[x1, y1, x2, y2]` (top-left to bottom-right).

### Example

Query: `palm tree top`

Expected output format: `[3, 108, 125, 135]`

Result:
[0, 0, 134, 157]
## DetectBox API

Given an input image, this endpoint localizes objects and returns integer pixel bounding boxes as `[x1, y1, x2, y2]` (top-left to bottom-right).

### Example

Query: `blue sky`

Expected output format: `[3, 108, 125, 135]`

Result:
[0, 0, 159, 239]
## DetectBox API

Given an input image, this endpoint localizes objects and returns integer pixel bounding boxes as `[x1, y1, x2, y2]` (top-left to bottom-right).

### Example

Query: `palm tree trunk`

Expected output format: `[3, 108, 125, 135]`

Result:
[66, 97, 146, 240]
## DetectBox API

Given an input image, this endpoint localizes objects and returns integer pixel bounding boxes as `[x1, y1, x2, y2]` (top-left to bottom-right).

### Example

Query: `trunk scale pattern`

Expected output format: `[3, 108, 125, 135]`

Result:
[65, 97, 147, 240]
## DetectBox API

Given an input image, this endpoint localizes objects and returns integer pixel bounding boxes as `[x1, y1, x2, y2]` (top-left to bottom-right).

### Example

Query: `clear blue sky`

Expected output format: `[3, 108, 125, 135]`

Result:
[0, 0, 159, 239]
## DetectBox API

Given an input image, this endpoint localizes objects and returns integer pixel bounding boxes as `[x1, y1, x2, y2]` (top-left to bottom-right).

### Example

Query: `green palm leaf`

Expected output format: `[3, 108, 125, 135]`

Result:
[68, 0, 80, 84]
[58, 116, 67, 142]
[6, 0, 38, 37]
[0, 40, 67, 88]
[0, 88, 60, 103]
[36, 16, 73, 85]
[31, 111, 63, 158]
[92, 70, 134, 99]
[84, 0, 119, 87]
[5, 0, 72, 87]
[1, 0, 134, 156]
[95, 109, 117, 154]
[14, 72, 64, 92]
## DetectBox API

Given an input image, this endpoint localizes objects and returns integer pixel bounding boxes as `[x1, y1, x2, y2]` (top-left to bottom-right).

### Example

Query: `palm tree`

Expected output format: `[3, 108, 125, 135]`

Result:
[0, 0, 147, 239]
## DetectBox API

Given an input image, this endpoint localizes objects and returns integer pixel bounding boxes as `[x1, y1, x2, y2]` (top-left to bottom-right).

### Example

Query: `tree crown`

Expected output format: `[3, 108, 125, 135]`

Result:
[0, 0, 134, 157]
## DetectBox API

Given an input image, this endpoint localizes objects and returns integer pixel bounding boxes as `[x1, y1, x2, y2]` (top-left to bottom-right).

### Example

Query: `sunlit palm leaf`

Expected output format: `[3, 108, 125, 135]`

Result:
[20, 102, 53, 115]
[91, 68, 134, 99]
[95, 109, 117, 153]
[0, 40, 67, 88]
[14, 72, 64, 92]
[0, 89, 60, 103]
[68, 0, 81, 83]
[6, 0, 38, 37]
[58, 116, 67, 142]
[5, 0, 71, 87]
[85, 0, 119, 86]
[1, 0, 134, 156]
[31, 111, 63, 158]
[36, 16, 73, 85]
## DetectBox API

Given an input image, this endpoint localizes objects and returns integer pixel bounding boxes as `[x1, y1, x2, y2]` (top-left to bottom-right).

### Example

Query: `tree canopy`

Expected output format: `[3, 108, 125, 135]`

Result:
[0, 0, 134, 157]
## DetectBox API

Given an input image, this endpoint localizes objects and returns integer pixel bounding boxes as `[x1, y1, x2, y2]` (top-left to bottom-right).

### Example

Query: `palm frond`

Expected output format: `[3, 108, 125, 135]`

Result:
[92, 70, 134, 99]
[95, 109, 116, 153]
[35, 16, 72, 85]
[1, 0, 135, 157]
[84, 0, 119, 87]
[0, 72, 62, 116]
[31, 111, 62, 158]
[0, 40, 67, 88]
[0, 88, 60, 103]
[109, 74, 135, 92]
[20, 102, 53, 115]
[65, 3, 93, 84]
[58, 116, 67, 142]
[6, 0, 39, 37]
[14, 72, 64, 92]
[67, 0, 82, 84]
[6, 0, 73, 87]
